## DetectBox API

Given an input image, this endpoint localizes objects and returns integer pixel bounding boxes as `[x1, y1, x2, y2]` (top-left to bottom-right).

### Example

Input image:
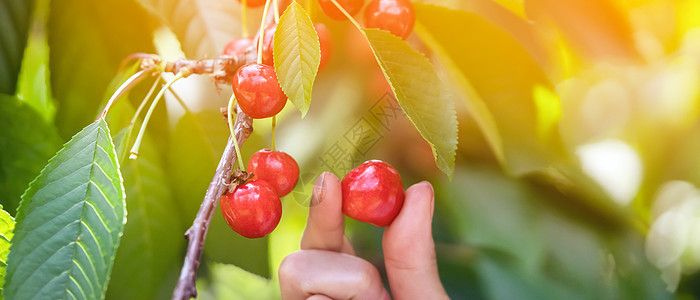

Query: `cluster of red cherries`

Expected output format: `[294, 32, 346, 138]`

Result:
[220, 0, 414, 238]
[220, 149, 300, 238]
[223, 0, 415, 119]
[222, 157, 405, 238]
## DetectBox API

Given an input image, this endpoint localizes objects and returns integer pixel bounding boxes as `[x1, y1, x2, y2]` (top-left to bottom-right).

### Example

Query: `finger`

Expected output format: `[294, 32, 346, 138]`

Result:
[279, 250, 390, 300]
[383, 181, 448, 299]
[301, 172, 354, 254]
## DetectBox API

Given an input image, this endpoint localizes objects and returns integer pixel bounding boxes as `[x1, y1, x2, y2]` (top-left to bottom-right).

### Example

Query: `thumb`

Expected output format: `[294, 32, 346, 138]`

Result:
[382, 181, 448, 299]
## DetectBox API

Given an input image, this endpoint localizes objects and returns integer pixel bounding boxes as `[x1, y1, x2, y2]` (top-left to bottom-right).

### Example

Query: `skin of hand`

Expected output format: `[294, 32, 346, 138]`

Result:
[278, 172, 449, 300]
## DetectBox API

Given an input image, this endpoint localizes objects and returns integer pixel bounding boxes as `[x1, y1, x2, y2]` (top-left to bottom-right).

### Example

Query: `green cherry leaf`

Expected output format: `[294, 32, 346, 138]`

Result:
[4, 118, 126, 299]
[273, 2, 321, 118]
[361, 28, 458, 179]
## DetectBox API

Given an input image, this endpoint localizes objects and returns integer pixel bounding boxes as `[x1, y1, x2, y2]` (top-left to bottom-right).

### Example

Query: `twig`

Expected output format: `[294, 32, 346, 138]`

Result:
[136, 52, 255, 85]
[172, 107, 254, 300]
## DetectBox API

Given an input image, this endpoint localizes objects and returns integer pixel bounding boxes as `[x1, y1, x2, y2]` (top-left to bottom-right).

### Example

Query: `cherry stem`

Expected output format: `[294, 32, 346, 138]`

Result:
[113, 75, 163, 160]
[113, 76, 162, 161]
[242, 0, 249, 37]
[271, 115, 277, 151]
[129, 71, 187, 159]
[257, 0, 273, 64]
[99, 68, 150, 120]
[227, 93, 246, 170]
[328, 0, 363, 30]
[131, 76, 163, 126]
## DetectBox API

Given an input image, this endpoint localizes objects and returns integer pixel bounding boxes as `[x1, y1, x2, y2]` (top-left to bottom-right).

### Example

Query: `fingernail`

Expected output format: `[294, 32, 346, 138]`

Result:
[310, 172, 328, 207]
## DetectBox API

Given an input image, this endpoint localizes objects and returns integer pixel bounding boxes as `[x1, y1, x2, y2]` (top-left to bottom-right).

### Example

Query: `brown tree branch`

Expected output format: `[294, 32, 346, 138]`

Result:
[170, 7, 277, 299]
[161, 48, 256, 300]
[172, 107, 254, 300]
[136, 53, 254, 85]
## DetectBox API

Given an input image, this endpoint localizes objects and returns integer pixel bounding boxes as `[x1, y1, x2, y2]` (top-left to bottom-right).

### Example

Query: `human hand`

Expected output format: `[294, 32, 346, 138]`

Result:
[279, 172, 449, 300]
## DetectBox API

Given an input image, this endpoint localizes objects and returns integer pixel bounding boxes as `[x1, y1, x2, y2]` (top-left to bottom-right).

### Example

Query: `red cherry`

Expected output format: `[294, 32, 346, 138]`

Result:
[247, 149, 300, 197]
[261, 25, 276, 66]
[220, 180, 282, 238]
[232, 63, 287, 119]
[318, 0, 365, 21]
[237, 0, 266, 7]
[341, 160, 404, 227]
[363, 0, 415, 40]
[223, 37, 254, 56]
[314, 23, 333, 70]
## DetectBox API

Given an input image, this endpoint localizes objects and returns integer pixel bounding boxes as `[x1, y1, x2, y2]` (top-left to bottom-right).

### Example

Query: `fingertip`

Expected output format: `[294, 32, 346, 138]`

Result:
[383, 180, 445, 299]
[406, 180, 434, 199]
[401, 180, 435, 220]
[323, 172, 341, 189]
[418, 181, 435, 218]
[302, 172, 347, 252]
[310, 172, 327, 207]
[309, 172, 340, 209]
[385, 180, 435, 251]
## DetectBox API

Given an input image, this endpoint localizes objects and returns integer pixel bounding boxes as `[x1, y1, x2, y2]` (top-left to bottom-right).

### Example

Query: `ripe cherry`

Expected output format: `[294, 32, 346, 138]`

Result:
[220, 180, 282, 238]
[223, 37, 254, 56]
[232, 63, 287, 119]
[261, 25, 276, 66]
[314, 23, 333, 71]
[363, 0, 415, 40]
[341, 160, 404, 227]
[318, 0, 365, 21]
[237, 0, 266, 7]
[247, 149, 300, 197]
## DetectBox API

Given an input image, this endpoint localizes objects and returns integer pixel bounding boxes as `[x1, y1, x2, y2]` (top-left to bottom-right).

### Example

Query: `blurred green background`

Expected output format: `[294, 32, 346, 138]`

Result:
[2, 0, 700, 299]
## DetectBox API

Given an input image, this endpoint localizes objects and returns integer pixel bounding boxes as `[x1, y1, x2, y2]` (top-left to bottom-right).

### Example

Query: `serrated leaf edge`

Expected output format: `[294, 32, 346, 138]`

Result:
[361, 28, 458, 179]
